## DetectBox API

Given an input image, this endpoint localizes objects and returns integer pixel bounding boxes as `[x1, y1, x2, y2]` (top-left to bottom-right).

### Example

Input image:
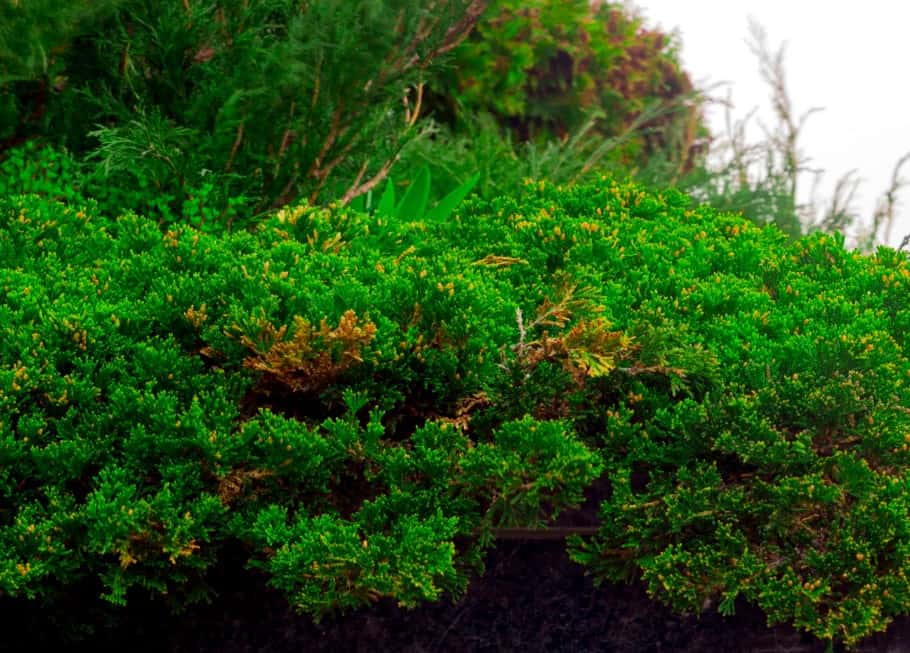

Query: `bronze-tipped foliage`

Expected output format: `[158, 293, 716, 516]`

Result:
[237, 310, 377, 395]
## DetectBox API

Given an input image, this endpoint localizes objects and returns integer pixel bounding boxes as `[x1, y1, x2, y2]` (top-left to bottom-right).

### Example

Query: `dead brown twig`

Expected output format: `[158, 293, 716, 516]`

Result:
[874, 151, 910, 246]
[224, 123, 244, 173]
[747, 18, 824, 207]
[338, 80, 428, 205]
[340, 157, 397, 206]
[403, 82, 424, 129]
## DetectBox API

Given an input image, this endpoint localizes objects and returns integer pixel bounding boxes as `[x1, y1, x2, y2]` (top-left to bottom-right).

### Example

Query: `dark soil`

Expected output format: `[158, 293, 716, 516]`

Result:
[9, 538, 910, 653]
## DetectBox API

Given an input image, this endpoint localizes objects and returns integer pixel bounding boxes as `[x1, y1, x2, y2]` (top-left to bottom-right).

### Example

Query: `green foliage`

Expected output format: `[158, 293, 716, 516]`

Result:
[0, 188, 602, 632]
[351, 166, 481, 221]
[670, 150, 806, 241]
[0, 0, 125, 84]
[0, 0, 125, 147]
[386, 1, 714, 230]
[0, 140, 252, 234]
[247, 414, 597, 617]
[5, 175, 910, 647]
[0, 0, 485, 228]
[425, 0, 703, 171]
[395, 104, 679, 203]
[3, 1, 906, 645]
[269, 178, 910, 648]
[0, 140, 89, 206]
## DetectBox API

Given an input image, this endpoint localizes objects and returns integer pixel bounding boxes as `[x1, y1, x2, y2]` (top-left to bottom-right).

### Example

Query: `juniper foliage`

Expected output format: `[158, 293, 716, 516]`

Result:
[5, 177, 910, 647]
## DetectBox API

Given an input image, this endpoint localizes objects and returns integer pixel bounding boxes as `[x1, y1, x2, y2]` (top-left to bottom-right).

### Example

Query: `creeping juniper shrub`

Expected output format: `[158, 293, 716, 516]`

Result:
[0, 188, 601, 633]
[0, 141, 92, 207]
[4, 177, 910, 648]
[0, 140, 253, 235]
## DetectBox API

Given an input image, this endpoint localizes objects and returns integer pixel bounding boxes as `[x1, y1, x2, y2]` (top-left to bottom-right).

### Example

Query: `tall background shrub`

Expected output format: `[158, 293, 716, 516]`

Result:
[0, 0, 487, 230]
[395, 0, 707, 202]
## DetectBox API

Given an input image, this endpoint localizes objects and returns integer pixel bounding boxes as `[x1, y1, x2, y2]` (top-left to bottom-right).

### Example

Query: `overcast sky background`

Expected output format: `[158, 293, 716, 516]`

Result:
[628, 0, 910, 249]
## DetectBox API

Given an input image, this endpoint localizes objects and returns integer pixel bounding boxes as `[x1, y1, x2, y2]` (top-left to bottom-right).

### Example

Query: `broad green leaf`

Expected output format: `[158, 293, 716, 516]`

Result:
[394, 166, 430, 220]
[348, 194, 366, 212]
[376, 177, 396, 217]
[426, 171, 480, 222]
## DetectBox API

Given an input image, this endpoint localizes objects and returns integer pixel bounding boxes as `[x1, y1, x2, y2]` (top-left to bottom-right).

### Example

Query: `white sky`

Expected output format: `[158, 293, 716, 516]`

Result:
[628, 0, 910, 249]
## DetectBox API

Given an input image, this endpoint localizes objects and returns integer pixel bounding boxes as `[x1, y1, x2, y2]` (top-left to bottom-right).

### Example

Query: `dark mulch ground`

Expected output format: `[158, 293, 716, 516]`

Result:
[8, 537, 910, 653]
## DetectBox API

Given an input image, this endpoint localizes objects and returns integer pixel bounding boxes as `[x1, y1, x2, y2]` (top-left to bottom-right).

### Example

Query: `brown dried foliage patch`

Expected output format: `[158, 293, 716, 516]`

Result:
[237, 309, 377, 396]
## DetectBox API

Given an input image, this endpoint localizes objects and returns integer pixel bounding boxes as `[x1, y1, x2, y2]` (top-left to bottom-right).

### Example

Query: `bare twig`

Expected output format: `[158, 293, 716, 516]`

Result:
[310, 69, 321, 110]
[339, 157, 397, 205]
[747, 18, 823, 205]
[403, 82, 424, 129]
[273, 1, 489, 209]
[224, 122, 244, 173]
[876, 151, 910, 246]
[338, 79, 430, 206]
[382, 0, 488, 76]
[515, 308, 527, 356]
[434, 0, 489, 57]
[273, 161, 300, 209]
[308, 106, 344, 179]
[816, 169, 861, 234]
[345, 160, 370, 199]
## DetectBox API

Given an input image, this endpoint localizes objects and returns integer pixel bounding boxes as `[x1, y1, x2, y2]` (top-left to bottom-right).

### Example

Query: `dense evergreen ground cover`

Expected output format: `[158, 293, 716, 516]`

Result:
[3, 177, 910, 648]
[4, 1, 910, 650]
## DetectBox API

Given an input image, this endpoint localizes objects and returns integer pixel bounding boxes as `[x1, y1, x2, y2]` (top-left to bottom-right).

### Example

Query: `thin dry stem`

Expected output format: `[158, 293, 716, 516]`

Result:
[403, 82, 425, 129]
[747, 18, 823, 204]
[224, 122, 244, 173]
[876, 151, 910, 246]
[339, 157, 397, 205]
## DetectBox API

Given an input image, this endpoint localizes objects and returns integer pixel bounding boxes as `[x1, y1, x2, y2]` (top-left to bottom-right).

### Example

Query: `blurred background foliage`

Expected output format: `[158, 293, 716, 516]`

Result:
[1, 0, 489, 231]
[0, 0, 905, 248]
[421, 0, 704, 170]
